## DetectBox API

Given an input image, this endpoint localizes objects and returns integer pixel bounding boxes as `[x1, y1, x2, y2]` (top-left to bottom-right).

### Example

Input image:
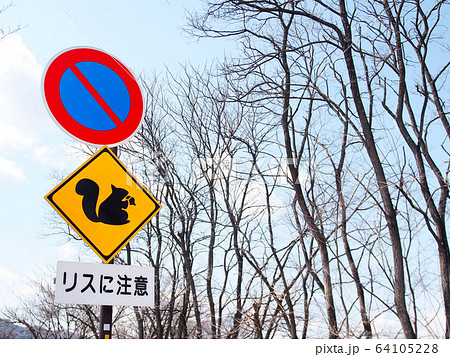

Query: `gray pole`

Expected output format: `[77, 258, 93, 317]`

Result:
[99, 290, 113, 338]
[99, 265, 113, 339]
[99, 146, 118, 339]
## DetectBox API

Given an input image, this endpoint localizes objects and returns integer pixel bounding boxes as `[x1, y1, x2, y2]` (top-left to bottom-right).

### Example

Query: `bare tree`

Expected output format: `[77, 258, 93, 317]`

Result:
[0, 2, 21, 40]
[188, 0, 342, 338]
[2, 274, 99, 338]
[186, 0, 450, 338]
[363, 0, 450, 338]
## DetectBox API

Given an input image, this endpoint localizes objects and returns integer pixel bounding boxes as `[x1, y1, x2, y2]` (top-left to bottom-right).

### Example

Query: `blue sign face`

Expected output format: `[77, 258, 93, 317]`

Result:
[59, 62, 131, 131]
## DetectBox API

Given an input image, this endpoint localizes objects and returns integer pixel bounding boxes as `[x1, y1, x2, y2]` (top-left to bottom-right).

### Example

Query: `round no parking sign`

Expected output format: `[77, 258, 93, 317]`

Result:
[42, 47, 144, 146]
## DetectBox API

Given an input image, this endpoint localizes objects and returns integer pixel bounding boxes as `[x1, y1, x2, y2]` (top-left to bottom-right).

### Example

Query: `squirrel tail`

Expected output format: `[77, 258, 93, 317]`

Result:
[75, 178, 101, 222]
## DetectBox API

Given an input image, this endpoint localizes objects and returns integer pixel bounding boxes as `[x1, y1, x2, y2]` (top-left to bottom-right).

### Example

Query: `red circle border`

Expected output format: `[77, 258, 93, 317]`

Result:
[43, 47, 143, 146]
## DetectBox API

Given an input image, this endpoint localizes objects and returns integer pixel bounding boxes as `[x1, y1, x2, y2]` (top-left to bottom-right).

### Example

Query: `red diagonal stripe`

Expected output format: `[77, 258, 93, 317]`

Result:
[69, 64, 122, 127]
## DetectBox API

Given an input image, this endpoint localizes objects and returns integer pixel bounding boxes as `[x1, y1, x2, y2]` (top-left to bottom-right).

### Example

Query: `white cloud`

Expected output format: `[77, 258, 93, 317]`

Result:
[0, 34, 46, 150]
[0, 34, 74, 181]
[54, 242, 80, 261]
[0, 120, 29, 148]
[0, 266, 18, 287]
[31, 145, 67, 168]
[0, 266, 21, 307]
[31, 145, 54, 164]
[0, 155, 27, 181]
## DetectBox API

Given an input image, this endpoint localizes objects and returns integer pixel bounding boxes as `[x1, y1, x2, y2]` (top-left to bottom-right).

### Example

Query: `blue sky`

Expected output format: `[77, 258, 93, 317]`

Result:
[0, 0, 234, 308]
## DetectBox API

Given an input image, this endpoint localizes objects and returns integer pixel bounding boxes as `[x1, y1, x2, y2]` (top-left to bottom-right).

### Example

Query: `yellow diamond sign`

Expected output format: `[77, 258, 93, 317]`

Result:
[45, 146, 161, 263]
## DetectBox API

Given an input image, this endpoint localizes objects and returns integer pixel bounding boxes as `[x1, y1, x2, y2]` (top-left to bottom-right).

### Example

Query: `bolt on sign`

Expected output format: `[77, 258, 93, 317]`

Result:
[45, 146, 161, 263]
[55, 261, 154, 307]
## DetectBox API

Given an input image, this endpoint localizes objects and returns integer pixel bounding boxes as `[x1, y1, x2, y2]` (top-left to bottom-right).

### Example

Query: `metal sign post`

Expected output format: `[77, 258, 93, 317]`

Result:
[100, 145, 117, 340]
[99, 259, 113, 339]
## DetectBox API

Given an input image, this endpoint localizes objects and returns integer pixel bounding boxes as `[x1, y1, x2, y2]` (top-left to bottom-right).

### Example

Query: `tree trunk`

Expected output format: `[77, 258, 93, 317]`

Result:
[337, 0, 416, 338]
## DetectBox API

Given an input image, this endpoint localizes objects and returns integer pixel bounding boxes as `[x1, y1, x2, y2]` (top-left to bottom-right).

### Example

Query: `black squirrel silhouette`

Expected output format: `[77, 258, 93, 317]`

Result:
[75, 178, 135, 225]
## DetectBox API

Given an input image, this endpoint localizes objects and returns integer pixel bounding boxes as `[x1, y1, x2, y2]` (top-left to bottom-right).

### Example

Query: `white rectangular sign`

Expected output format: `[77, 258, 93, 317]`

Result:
[55, 261, 154, 307]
